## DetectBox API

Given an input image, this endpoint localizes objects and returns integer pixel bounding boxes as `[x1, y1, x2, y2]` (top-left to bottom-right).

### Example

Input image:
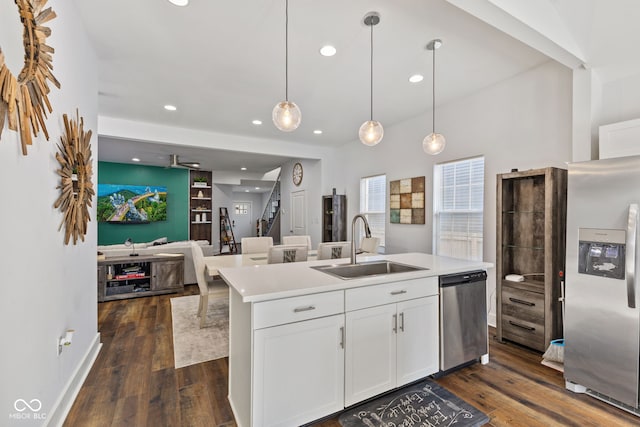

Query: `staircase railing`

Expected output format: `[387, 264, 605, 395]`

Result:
[258, 172, 281, 237]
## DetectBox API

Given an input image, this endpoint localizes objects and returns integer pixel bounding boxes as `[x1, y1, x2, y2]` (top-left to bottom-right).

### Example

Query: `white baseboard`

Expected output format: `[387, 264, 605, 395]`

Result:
[488, 312, 496, 328]
[46, 333, 102, 427]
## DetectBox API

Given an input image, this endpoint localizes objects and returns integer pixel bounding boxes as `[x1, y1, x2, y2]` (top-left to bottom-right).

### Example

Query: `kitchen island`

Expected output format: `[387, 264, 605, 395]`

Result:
[218, 252, 492, 427]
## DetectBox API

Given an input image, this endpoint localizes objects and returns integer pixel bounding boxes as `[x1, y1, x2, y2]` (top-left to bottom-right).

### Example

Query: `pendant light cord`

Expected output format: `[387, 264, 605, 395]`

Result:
[370, 21, 374, 121]
[432, 46, 436, 134]
[285, 0, 289, 101]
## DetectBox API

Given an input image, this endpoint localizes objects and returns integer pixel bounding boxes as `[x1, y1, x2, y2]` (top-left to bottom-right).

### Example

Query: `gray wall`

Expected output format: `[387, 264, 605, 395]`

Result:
[324, 60, 573, 325]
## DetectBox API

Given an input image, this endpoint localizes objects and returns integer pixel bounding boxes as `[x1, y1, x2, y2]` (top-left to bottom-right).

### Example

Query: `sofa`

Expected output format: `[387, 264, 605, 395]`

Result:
[98, 238, 214, 284]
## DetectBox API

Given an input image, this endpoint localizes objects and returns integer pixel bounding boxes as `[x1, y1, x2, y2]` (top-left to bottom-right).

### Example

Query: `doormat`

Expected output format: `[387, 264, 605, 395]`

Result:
[339, 379, 489, 427]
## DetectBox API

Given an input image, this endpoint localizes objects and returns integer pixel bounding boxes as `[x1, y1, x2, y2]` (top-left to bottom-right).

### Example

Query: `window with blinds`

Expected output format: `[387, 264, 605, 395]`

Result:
[360, 174, 386, 247]
[433, 157, 484, 260]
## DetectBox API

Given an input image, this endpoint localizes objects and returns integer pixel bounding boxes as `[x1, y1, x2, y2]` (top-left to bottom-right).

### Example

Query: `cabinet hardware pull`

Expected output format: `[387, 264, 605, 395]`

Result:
[399, 312, 404, 332]
[392, 314, 398, 333]
[339, 327, 345, 349]
[390, 290, 407, 295]
[509, 320, 535, 331]
[293, 305, 316, 313]
[509, 297, 535, 307]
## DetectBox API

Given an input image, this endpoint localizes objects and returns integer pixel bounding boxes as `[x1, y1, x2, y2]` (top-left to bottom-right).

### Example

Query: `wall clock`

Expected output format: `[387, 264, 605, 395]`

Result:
[0, 0, 60, 155]
[54, 111, 94, 245]
[293, 162, 303, 186]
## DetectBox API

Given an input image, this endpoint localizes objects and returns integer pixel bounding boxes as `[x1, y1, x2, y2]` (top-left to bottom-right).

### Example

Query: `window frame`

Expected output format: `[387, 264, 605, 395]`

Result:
[359, 173, 387, 249]
[433, 156, 485, 261]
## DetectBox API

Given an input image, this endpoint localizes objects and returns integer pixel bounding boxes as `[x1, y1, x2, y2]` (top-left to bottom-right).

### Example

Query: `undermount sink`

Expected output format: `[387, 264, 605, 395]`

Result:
[312, 260, 427, 280]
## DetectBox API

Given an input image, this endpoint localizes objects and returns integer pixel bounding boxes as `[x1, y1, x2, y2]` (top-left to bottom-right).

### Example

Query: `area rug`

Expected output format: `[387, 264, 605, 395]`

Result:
[339, 379, 489, 427]
[170, 293, 229, 369]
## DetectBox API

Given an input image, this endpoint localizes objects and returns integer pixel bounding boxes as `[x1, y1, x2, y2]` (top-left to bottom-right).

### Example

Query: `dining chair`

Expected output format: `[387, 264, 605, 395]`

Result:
[241, 236, 274, 254]
[282, 235, 313, 250]
[360, 236, 380, 254]
[191, 241, 228, 328]
[267, 244, 309, 264]
[317, 241, 351, 260]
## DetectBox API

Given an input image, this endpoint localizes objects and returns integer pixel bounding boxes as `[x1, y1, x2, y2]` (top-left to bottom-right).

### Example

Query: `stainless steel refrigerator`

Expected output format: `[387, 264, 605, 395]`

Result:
[565, 155, 640, 411]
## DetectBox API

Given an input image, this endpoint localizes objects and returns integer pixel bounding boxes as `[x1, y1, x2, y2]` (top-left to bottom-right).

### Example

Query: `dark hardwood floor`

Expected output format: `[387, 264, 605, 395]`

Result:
[64, 285, 640, 426]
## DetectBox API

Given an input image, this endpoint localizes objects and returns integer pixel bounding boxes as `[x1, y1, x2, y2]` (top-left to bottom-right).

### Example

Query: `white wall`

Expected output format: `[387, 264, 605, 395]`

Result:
[326, 60, 572, 325]
[0, 2, 99, 426]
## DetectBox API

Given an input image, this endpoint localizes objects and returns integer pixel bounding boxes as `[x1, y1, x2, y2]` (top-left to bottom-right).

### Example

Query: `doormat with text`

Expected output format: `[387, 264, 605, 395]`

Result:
[339, 379, 489, 427]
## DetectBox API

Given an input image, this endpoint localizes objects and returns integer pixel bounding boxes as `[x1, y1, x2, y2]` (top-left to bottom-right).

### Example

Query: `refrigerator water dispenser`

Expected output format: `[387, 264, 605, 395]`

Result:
[578, 228, 626, 280]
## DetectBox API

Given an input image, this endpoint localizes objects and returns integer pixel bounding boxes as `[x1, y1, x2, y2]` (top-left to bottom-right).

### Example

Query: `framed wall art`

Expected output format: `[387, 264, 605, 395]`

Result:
[390, 176, 425, 224]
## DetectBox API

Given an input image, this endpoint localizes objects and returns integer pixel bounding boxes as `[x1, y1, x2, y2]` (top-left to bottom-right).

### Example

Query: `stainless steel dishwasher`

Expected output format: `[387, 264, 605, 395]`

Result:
[439, 270, 488, 372]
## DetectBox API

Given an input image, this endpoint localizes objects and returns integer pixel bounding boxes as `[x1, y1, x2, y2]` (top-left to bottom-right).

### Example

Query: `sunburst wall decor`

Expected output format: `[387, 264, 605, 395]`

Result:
[0, 0, 60, 155]
[54, 111, 94, 245]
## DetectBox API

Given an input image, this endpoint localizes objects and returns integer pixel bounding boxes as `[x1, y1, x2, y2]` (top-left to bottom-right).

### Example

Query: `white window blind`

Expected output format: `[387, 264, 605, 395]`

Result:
[433, 157, 484, 260]
[360, 174, 386, 247]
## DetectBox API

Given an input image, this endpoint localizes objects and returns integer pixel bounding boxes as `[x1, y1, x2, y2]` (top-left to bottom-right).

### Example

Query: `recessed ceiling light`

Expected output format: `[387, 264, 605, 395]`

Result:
[252, 119, 262, 125]
[241, 167, 247, 171]
[320, 45, 337, 57]
[313, 129, 323, 135]
[255, 187, 260, 190]
[245, 189, 250, 192]
[132, 157, 140, 162]
[164, 104, 177, 111]
[409, 74, 424, 83]
[168, 0, 189, 6]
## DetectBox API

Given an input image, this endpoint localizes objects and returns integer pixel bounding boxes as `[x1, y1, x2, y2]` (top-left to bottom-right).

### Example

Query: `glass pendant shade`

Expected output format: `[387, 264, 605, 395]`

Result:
[359, 120, 384, 146]
[272, 101, 301, 132]
[422, 132, 446, 155]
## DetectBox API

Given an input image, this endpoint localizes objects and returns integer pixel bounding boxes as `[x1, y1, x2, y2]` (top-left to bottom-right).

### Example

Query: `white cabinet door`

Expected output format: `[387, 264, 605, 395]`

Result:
[253, 314, 344, 427]
[344, 304, 397, 406]
[396, 296, 439, 386]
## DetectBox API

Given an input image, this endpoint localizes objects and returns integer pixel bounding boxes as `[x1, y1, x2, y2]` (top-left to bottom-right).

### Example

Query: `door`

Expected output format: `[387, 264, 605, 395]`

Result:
[396, 296, 439, 386]
[344, 304, 397, 406]
[565, 156, 640, 407]
[291, 190, 306, 236]
[253, 314, 345, 427]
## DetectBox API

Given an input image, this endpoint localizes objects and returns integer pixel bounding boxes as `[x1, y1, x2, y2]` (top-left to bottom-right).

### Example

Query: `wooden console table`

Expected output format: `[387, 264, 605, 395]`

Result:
[97, 254, 184, 302]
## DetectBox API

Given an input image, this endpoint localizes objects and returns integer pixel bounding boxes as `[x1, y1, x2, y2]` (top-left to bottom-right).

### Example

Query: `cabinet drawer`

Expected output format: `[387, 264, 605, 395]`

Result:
[253, 291, 344, 329]
[501, 284, 544, 324]
[501, 314, 545, 351]
[345, 277, 438, 312]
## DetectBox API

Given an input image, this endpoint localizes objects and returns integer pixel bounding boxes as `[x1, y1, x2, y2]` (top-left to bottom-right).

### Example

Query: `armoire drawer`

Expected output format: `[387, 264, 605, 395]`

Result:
[501, 314, 545, 351]
[501, 284, 544, 325]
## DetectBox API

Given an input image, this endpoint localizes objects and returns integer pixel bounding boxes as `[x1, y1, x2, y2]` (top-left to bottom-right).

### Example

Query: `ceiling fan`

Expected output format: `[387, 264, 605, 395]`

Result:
[169, 154, 200, 170]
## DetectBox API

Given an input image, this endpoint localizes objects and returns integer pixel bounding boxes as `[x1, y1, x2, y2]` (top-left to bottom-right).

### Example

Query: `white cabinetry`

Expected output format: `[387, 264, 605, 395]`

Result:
[227, 273, 442, 427]
[250, 290, 344, 427]
[253, 314, 344, 427]
[344, 278, 439, 406]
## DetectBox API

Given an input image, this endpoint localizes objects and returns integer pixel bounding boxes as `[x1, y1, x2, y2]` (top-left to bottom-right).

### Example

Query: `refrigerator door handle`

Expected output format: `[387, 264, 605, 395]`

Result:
[626, 203, 638, 308]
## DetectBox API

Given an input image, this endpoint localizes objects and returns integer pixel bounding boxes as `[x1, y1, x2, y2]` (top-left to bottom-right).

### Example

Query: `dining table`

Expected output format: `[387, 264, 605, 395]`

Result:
[204, 250, 318, 278]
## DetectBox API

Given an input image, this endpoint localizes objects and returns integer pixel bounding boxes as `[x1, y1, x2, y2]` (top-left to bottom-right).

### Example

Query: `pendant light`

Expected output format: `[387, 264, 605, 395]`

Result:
[359, 12, 383, 146]
[423, 39, 446, 155]
[273, 0, 301, 132]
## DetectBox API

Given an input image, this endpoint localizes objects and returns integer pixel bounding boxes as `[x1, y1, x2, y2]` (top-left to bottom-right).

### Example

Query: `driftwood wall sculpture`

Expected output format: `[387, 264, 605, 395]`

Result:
[54, 111, 94, 245]
[0, 0, 60, 155]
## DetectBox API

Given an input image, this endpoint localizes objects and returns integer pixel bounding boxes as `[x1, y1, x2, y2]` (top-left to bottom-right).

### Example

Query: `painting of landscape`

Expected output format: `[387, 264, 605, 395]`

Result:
[97, 184, 167, 223]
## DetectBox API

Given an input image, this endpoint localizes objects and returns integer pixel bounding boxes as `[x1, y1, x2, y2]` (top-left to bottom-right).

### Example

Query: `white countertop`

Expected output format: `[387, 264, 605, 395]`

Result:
[218, 252, 493, 303]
